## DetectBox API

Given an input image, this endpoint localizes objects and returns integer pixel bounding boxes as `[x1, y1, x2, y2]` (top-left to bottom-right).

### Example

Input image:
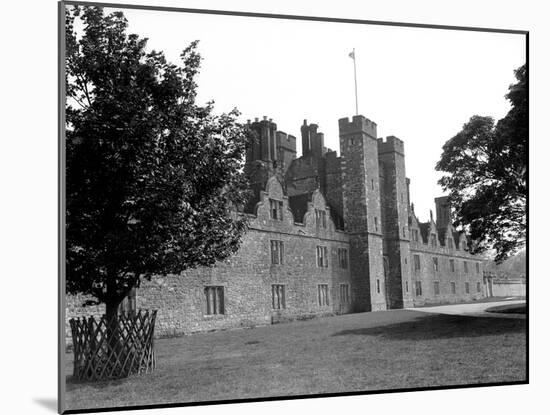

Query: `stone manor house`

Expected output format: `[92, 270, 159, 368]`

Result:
[66, 114, 486, 338]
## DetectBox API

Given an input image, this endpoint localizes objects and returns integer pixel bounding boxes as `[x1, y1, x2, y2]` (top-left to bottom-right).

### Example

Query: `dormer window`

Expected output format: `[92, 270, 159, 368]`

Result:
[315, 209, 327, 228]
[412, 229, 419, 242]
[447, 238, 454, 249]
[269, 199, 283, 221]
[430, 234, 437, 247]
[462, 241, 468, 251]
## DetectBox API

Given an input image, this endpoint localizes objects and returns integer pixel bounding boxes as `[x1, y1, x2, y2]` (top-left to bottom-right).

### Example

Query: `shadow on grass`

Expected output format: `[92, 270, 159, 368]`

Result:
[332, 313, 526, 340]
[486, 304, 526, 314]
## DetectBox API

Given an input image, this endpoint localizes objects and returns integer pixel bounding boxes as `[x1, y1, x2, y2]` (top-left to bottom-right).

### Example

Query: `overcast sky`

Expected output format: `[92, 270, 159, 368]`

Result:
[77, 6, 525, 221]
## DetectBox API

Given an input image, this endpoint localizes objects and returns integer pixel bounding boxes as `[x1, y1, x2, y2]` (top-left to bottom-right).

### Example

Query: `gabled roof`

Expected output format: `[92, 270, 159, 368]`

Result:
[418, 223, 431, 244]
[409, 213, 418, 228]
[288, 192, 312, 224]
[419, 219, 438, 245]
[437, 223, 455, 247]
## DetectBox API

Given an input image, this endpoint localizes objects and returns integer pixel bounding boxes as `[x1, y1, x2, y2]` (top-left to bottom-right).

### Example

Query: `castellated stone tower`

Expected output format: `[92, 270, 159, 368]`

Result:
[339, 115, 387, 312]
[378, 136, 413, 308]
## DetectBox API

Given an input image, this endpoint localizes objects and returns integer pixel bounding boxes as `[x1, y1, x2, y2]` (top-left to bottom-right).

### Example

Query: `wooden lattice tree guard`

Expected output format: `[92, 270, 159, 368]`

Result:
[69, 310, 157, 381]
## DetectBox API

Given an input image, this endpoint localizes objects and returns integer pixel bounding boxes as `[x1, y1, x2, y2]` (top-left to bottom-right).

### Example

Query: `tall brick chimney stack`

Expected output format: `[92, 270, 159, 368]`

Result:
[434, 196, 451, 230]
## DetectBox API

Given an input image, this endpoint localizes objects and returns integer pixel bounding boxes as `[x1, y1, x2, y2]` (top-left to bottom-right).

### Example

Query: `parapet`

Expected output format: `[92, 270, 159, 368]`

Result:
[338, 115, 377, 138]
[276, 131, 297, 153]
[377, 135, 405, 155]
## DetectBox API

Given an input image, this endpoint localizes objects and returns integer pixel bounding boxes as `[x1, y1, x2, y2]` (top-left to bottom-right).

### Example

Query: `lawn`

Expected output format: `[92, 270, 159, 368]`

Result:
[486, 304, 527, 314]
[65, 309, 526, 411]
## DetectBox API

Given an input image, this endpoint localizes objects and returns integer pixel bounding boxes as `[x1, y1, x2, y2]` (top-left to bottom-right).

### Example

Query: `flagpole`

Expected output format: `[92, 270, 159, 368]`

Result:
[352, 48, 358, 115]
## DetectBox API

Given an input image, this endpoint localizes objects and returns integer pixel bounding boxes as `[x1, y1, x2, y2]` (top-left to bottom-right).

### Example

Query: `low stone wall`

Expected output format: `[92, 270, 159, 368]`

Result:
[65, 293, 105, 348]
[490, 279, 526, 297]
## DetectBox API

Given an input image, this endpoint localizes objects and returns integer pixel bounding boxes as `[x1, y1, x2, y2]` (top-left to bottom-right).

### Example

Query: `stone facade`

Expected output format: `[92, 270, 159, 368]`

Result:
[66, 114, 486, 340]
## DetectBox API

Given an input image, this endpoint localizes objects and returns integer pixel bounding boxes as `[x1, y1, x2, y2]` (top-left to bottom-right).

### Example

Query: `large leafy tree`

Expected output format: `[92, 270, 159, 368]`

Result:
[436, 65, 527, 263]
[65, 6, 250, 322]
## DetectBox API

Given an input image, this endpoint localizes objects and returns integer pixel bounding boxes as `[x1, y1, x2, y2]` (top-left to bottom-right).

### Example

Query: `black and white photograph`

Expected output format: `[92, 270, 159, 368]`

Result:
[56, 1, 530, 413]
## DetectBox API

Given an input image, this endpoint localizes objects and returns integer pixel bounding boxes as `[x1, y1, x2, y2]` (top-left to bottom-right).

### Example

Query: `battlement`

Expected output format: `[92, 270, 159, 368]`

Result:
[338, 115, 377, 138]
[377, 135, 405, 155]
[276, 131, 297, 152]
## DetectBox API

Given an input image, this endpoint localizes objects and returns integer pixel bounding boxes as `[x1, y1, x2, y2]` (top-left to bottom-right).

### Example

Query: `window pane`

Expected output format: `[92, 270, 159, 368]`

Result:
[205, 288, 211, 314]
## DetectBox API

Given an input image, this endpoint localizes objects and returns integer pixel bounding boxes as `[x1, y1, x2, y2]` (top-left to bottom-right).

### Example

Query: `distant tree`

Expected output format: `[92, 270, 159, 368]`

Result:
[485, 249, 526, 278]
[436, 65, 527, 263]
[65, 6, 250, 325]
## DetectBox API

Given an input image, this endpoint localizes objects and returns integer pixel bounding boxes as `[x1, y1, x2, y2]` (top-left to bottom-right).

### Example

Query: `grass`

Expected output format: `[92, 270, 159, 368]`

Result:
[486, 304, 527, 314]
[65, 309, 526, 411]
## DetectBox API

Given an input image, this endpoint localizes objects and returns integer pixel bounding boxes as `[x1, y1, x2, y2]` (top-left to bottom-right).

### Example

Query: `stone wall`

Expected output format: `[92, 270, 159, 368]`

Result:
[65, 293, 105, 346]
[66, 177, 353, 341]
[489, 278, 526, 297]
[65, 113, 491, 343]
[409, 243, 485, 305]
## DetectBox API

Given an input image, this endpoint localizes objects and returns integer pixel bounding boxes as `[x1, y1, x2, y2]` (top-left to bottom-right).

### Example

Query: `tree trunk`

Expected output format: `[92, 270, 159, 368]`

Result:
[70, 292, 157, 380]
[105, 274, 123, 340]
[104, 296, 123, 368]
[105, 300, 121, 328]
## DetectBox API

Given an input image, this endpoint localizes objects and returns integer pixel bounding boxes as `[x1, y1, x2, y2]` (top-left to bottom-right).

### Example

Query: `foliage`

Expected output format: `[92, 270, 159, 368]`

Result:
[436, 65, 527, 263]
[485, 249, 526, 278]
[65, 6, 250, 313]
